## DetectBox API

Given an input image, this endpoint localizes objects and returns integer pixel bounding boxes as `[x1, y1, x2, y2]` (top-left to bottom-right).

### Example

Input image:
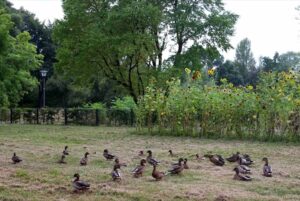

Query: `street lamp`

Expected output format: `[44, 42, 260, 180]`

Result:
[40, 69, 48, 107]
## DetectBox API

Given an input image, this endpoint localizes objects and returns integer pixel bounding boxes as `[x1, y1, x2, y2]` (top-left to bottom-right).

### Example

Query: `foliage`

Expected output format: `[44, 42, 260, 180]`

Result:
[136, 69, 300, 142]
[260, 52, 300, 72]
[83, 102, 106, 110]
[111, 96, 136, 111]
[53, 0, 238, 102]
[0, 9, 43, 107]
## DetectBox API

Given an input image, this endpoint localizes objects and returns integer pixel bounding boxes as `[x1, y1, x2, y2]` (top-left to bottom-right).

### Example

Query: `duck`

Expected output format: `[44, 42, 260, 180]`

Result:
[262, 157, 272, 177]
[168, 150, 177, 157]
[238, 155, 253, 166]
[103, 149, 115, 160]
[146, 150, 160, 166]
[58, 154, 66, 164]
[63, 146, 69, 155]
[132, 159, 147, 178]
[138, 150, 144, 156]
[233, 167, 252, 181]
[168, 158, 184, 174]
[204, 154, 225, 166]
[235, 165, 251, 174]
[183, 158, 189, 169]
[112, 165, 122, 181]
[152, 164, 165, 181]
[226, 152, 240, 162]
[80, 152, 89, 166]
[243, 154, 254, 163]
[12, 153, 22, 164]
[195, 154, 204, 161]
[114, 158, 127, 168]
[72, 173, 90, 191]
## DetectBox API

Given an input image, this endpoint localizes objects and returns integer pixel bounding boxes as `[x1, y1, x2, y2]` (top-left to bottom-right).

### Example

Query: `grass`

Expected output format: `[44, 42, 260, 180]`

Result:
[0, 125, 300, 201]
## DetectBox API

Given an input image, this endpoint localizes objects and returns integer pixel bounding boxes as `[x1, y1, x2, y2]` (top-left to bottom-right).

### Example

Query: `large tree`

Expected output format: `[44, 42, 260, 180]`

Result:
[234, 38, 256, 84]
[0, 9, 43, 107]
[54, 0, 238, 102]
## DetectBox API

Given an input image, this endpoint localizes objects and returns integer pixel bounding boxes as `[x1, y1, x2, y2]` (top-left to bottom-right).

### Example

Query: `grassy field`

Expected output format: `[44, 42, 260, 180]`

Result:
[0, 125, 300, 201]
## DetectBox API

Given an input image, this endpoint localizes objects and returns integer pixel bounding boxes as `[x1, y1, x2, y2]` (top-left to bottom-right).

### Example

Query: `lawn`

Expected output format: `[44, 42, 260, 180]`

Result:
[0, 125, 300, 201]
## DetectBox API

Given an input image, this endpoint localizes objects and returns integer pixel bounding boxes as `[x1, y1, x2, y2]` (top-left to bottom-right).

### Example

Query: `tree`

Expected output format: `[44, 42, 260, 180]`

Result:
[54, 0, 238, 103]
[0, 9, 43, 107]
[259, 51, 300, 72]
[215, 60, 244, 86]
[234, 38, 256, 84]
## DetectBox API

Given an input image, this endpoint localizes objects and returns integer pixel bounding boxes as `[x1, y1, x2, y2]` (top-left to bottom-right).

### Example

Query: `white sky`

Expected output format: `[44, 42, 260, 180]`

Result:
[8, 0, 300, 61]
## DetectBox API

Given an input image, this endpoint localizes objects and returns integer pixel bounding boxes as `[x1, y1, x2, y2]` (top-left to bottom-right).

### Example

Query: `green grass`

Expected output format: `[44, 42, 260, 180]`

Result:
[0, 125, 300, 201]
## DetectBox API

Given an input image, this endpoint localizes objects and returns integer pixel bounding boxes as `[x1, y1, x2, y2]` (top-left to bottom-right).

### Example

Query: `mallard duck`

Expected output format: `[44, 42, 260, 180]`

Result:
[226, 152, 240, 162]
[238, 155, 253, 166]
[132, 159, 147, 178]
[73, 173, 90, 191]
[183, 158, 189, 169]
[146, 150, 160, 166]
[80, 152, 89, 166]
[103, 149, 115, 160]
[112, 165, 122, 181]
[262, 157, 272, 177]
[114, 158, 127, 168]
[12, 153, 22, 164]
[168, 150, 177, 157]
[63, 146, 69, 155]
[204, 154, 225, 166]
[58, 154, 66, 164]
[138, 150, 144, 156]
[195, 154, 204, 161]
[152, 164, 165, 181]
[168, 158, 184, 174]
[235, 165, 251, 174]
[233, 167, 252, 181]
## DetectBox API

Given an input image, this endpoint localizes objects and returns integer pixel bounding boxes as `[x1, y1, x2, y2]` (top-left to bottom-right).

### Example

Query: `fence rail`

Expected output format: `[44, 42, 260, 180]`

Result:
[0, 108, 135, 126]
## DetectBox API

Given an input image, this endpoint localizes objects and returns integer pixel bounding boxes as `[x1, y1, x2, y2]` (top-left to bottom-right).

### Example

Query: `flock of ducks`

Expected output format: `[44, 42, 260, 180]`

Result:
[11, 148, 272, 192]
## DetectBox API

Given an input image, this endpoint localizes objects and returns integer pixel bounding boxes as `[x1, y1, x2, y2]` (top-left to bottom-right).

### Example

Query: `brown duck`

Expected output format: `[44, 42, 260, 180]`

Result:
[12, 153, 22, 164]
[80, 152, 89, 166]
[152, 164, 165, 181]
[235, 165, 251, 174]
[103, 149, 115, 160]
[132, 159, 147, 178]
[112, 164, 122, 181]
[72, 173, 90, 191]
[233, 167, 252, 181]
[114, 158, 127, 168]
[183, 158, 189, 169]
[168, 150, 177, 157]
[138, 150, 144, 156]
[168, 158, 184, 174]
[204, 154, 225, 166]
[147, 150, 160, 166]
[262, 157, 272, 177]
[58, 154, 66, 164]
[63, 146, 69, 155]
[226, 152, 240, 162]
[238, 155, 253, 166]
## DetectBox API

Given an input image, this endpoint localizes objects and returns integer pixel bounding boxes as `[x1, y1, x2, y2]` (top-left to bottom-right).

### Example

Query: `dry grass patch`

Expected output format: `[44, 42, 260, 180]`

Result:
[0, 125, 300, 201]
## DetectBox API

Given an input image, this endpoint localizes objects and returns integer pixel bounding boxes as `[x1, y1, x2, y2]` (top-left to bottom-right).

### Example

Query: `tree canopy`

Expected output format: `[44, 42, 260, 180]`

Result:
[54, 0, 238, 102]
[0, 9, 43, 107]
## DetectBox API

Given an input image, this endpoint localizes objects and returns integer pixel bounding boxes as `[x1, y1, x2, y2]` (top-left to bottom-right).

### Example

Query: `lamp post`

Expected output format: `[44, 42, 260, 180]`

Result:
[40, 69, 48, 107]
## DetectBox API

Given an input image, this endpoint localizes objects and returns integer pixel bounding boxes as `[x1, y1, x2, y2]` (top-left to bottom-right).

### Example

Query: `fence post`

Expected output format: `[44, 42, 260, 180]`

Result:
[10, 108, 13, 124]
[130, 109, 134, 126]
[95, 109, 99, 126]
[36, 108, 39, 124]
[64, 108, 68, 125]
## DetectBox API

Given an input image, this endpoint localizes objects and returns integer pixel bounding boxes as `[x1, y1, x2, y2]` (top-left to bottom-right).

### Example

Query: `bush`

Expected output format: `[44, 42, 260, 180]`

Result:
[136, 69, 300, 142]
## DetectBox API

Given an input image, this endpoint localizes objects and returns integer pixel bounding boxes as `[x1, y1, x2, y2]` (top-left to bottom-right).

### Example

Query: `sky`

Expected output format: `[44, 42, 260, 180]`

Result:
[8, 0, 300, 62]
